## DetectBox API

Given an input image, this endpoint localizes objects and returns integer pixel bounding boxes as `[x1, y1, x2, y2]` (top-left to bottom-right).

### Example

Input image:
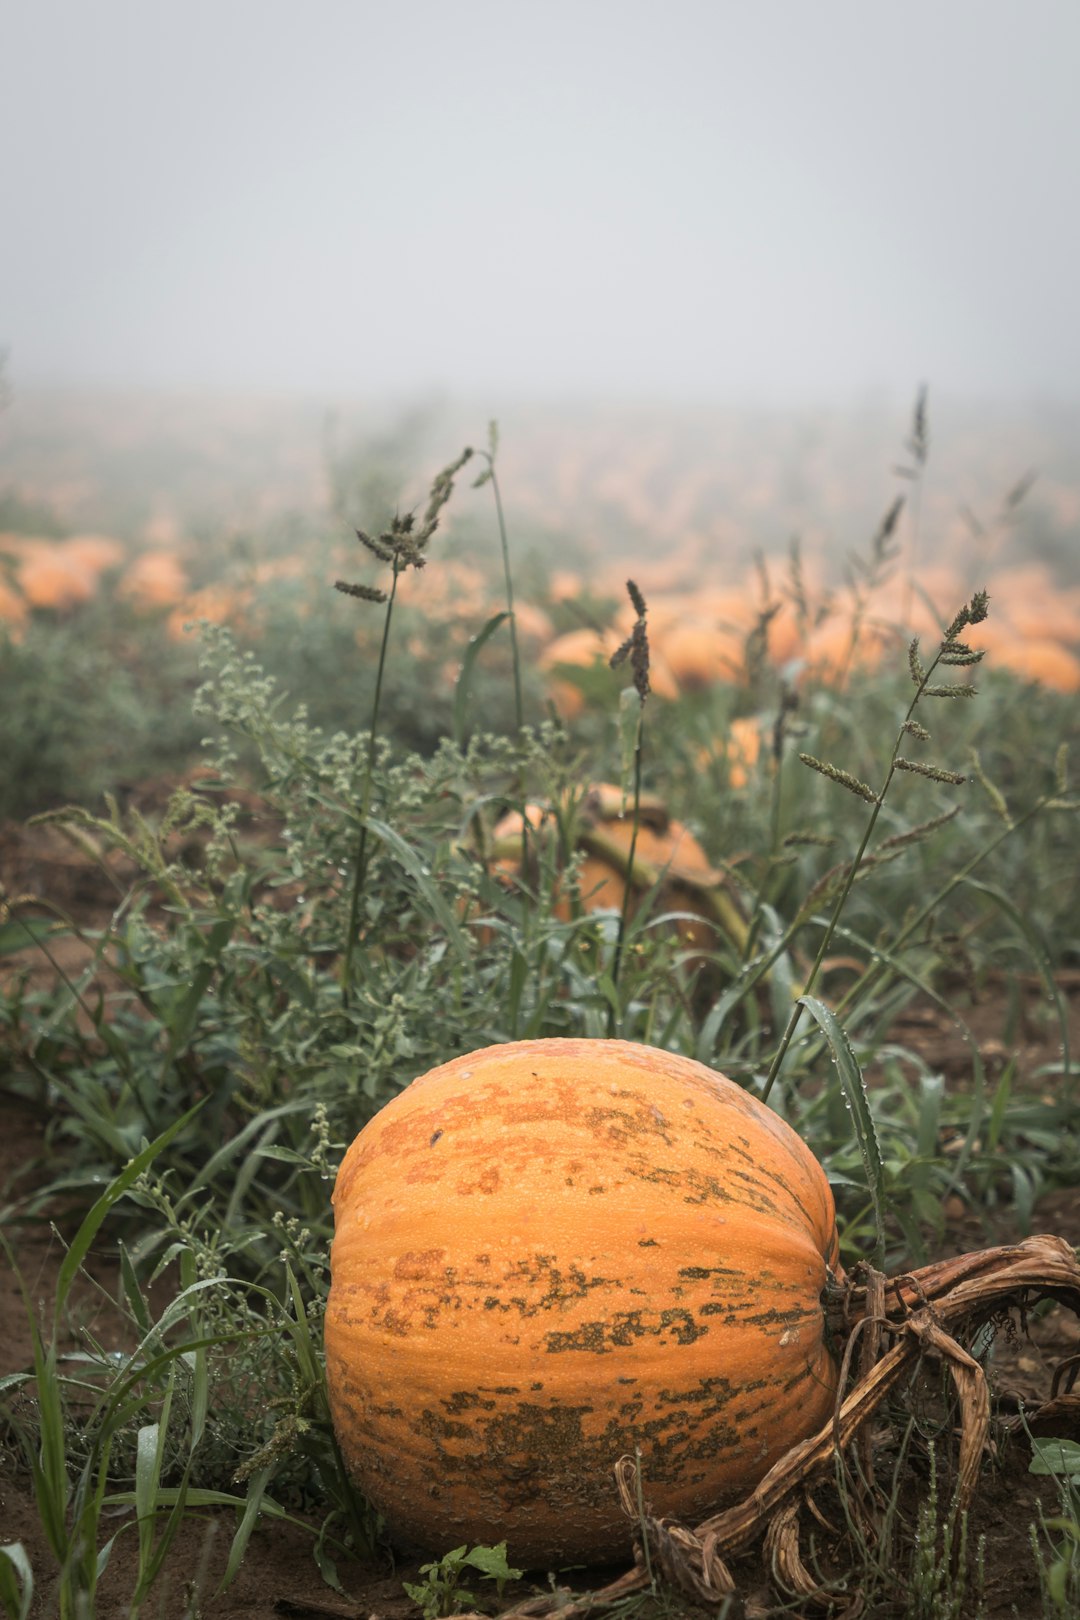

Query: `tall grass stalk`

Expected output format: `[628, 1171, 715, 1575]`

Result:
[760, 589, 987, 1104]
[340, 566, 401, 1005]
[473, 421, 530, 888]
[741, 683, 798, 961]
[828, 765, 1079, 1060]
[899, 384, 929, 629]
[335, 448, 473, 1005]
[606, 582, 651, 1037]
[473, 422, 523, 738]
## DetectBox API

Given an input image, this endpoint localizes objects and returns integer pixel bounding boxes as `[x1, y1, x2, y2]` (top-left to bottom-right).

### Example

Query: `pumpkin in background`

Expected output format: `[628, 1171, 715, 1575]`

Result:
[15, 542, 97, 610]
[994, 636, 1080, 693]
[326, 1038, 842, 1565]
[800, 615, 891, 687]
[698, 716, 763, 790]
[481, 784, 743, 958]
[655, 617, 744, 689]
[573, 783, 732, 954]
[483, 801, 574, 928]
[119, 549, 190, 609]
[59, 534, 126, 575]
[537, 627, 623, 719]
[538, 628, 679, 719]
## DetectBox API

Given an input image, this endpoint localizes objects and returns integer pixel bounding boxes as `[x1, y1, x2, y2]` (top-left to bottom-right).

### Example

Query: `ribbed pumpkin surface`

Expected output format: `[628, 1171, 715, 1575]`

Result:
[326, 1038, 842, 1565]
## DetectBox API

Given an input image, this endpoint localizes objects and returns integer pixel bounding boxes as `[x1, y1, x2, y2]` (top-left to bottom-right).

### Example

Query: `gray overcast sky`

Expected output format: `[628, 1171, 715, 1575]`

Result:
[2, 0, 1078, 403]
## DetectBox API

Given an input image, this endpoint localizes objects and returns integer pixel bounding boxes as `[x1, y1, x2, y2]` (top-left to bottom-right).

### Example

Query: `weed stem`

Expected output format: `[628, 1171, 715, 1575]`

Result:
[760, 614, 973, 1104]
[341, 568, 400, 1006]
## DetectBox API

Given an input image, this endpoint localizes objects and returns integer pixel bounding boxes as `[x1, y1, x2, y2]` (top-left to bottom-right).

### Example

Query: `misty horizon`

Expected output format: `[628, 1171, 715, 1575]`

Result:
[3, 1, 1080, 405]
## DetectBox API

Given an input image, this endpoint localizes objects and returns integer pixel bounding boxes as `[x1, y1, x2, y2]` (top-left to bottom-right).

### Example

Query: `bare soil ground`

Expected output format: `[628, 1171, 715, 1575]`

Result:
[3, 810, 1080, 1618]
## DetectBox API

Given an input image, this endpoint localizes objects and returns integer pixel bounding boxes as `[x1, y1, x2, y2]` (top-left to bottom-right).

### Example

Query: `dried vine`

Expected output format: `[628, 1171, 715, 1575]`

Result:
[503, 1235, 1080, 1616]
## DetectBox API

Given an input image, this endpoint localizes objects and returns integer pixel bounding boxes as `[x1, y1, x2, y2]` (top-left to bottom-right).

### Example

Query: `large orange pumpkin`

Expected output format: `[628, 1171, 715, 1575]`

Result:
[325, 1038, 843, 1565]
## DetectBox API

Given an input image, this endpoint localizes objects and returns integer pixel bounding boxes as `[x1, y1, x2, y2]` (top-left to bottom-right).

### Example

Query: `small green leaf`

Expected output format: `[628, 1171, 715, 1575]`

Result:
[159, 915, 236, 1067]
[464, 1542, 524, 1585]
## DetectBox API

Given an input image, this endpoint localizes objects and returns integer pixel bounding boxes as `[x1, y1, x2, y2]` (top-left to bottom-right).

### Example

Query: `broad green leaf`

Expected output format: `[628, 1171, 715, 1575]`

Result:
[1030, 1438, 1080, 1477]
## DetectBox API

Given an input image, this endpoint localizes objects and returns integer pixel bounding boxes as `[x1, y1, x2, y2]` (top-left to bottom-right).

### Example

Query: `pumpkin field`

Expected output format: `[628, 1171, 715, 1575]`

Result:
[3, 393, 1080, 1619]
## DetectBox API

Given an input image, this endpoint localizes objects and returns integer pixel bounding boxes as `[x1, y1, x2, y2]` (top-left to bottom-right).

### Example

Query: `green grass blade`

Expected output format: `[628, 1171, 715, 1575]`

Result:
[0, 1544, 34, 1620]
[179, 1252, 209, 1451]
[364, 816, 470, 963]
[134, 1377, 173, 1571]
[186, 1099, 311, 1194]
[797, 994, 887, 1266]
[17, 1312, 69, 1564]
[453, 611, 509, 746]
[118, 1244, 152, 1336]
[803, 917, 989, 1197]
[102, 1487, 286, 1513]
[54, 1102, 204, 1332]
[0, 917, 66, 954]
[220, 1465, 273, 1592]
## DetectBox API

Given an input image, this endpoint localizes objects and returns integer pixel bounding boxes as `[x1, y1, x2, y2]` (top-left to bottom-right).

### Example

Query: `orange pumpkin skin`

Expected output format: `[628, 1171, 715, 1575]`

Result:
[326, 1039, 842, 1566]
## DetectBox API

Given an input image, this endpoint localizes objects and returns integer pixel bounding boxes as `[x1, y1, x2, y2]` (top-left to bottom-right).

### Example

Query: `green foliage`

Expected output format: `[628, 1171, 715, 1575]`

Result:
[0, 610, 204, 819]
[902, 1448, 982, 1620]
[0, 1543, 33, 1620]
[402, 1541, 523, 1619]
[1028, 1446, 1080, 1615]
[2, 428, 1079, 1617]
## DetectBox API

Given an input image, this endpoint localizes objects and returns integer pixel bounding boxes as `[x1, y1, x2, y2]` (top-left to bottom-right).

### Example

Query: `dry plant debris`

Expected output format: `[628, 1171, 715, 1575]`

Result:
[501, 1235, 1080, 1616]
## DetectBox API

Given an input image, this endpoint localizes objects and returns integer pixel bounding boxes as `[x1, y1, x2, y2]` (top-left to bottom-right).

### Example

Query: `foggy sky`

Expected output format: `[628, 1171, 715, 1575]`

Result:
[3, 0, 1079, 403]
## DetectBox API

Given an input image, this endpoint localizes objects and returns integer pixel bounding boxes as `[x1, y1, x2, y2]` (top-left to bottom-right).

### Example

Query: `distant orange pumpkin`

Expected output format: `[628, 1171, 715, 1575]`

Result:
[994, 637, 1080, 693]
[16, 544, 97, 610]
[120, 550, 189, 609]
